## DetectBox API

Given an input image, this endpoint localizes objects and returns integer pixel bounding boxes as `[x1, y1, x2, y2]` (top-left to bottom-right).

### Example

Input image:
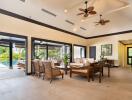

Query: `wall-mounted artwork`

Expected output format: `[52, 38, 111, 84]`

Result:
[101, 44, 112, 56]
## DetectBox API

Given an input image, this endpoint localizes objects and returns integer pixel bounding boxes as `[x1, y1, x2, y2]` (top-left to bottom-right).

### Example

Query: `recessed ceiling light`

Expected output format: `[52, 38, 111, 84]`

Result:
[64, 9, 68, 13]
[73, 28, 77, 32]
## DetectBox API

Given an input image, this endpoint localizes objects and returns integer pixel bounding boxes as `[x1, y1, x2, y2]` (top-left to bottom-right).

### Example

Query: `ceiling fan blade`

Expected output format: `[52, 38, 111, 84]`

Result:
[77, 13, 84, 15]
[89, 11, 97, 15]
[105, 20, 110, 23]
[79, 8, 85, 12]
[87, 6, 94, 11]
[95, 23, 100, 26]
[94, 22, 99, 23]
[101, 22, 105, 25]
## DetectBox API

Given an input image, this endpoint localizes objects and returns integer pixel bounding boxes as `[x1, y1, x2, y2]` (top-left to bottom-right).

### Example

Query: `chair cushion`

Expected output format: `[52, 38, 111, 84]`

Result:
[52, 69, 61, 76]
[70, 63, 84, 67]
[72, 69, 88, 74]
[74, 58, 82, 63]
[82, 58, 90, 66]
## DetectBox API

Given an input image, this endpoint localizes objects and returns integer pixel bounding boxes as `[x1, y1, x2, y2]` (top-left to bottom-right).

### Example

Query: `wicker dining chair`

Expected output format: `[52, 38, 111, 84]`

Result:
[92, 61, 104, 83]
[32, 60, 44, 79]
[43, 61, 64, 83]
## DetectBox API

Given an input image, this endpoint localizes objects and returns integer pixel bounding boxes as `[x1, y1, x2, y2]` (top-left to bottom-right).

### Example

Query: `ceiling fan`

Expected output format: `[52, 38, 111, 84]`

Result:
[95, 15, 110, 25]
[77, 1, 96, 17]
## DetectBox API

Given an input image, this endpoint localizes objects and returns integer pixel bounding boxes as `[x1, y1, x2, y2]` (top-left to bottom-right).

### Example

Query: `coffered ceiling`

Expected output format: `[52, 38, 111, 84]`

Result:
[0, 0, 132, 38]
[120, 39, 132, 45]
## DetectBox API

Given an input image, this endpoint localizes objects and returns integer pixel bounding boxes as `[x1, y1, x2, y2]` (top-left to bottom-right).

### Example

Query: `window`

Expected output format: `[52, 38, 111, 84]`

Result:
[127, 47, 132, 65]
[32, 38, 72, 62]
[48, 45, 62, 60]
[0, 45, 9, 66]
[35, 45, 47, 60]
[74, 45, 86, 59]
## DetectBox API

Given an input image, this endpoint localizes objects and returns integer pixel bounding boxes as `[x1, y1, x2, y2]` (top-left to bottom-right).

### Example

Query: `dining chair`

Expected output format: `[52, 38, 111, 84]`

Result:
[32, 60, 45, 79]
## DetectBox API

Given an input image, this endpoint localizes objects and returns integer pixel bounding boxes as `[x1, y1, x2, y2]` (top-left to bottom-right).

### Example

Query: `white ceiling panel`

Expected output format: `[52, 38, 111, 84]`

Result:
[0, 0, 131, 38]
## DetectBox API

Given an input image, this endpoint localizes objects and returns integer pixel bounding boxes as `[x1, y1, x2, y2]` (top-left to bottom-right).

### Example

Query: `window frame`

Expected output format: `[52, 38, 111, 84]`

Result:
[127, 47, 132, 65]
[73, 44, 87, 59]
[31, 37, 72, 62]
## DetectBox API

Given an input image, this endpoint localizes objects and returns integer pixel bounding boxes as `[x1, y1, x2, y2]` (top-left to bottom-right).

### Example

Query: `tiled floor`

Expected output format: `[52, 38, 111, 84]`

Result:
[0, 67, 132, 100]
[0, 66, 25, 80]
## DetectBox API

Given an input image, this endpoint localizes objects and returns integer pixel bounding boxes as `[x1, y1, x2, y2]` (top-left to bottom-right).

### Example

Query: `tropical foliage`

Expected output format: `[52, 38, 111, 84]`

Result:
[63, 53, 69, 65]
[0, 46, 26, 66]
[35, 46, 61, 60]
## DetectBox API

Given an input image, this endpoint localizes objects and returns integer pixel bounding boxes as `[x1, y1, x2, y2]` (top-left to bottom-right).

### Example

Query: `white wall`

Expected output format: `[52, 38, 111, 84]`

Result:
[87, 33, 132, 66]
[0, 14, 87, 73]
[0, 12, 132, 72]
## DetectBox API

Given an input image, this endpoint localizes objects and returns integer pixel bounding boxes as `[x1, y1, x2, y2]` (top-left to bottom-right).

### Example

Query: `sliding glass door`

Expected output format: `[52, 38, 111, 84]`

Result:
[48, 45, 62, 60]
[73, 45, 86, 59]
[12, 43, 26, 67]
[35, 44, 47, 60]
[0, 43, 9, 67]
[32, 38, 72, 62]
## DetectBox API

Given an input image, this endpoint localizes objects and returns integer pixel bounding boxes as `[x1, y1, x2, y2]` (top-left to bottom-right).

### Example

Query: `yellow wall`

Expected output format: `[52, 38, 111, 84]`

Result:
[124, 45, 132, 68]
[0, 14, 87, 73]
[118, 42, 125, 67]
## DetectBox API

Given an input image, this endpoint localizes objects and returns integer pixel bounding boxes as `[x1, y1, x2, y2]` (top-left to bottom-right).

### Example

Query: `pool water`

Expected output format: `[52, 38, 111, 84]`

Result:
[0, 60, 19, 67]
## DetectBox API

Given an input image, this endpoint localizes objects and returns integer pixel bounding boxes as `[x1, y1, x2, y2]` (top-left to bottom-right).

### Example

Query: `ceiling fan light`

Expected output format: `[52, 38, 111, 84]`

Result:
[64, 9, 68, 13]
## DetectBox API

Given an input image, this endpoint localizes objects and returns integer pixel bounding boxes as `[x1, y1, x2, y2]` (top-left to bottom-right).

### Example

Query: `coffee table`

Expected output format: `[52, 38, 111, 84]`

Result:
[55, 65, 70, 75]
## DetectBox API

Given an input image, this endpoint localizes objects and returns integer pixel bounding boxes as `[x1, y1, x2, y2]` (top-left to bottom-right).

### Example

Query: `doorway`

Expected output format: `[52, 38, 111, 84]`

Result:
[118, 40, 132, 69]
[0, 33, 27, 79]
[89, 46, 96, 60]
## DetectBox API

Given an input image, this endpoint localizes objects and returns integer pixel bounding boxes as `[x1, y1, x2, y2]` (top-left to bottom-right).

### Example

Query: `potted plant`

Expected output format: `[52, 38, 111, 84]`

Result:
[63, 54, 69, 68]
[63, 54, 69, 74]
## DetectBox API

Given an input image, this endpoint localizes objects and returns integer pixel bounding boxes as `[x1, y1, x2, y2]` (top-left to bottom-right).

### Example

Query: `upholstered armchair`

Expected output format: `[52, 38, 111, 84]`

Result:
[70, 65, 94, 82]
[43, 61, 64, 83]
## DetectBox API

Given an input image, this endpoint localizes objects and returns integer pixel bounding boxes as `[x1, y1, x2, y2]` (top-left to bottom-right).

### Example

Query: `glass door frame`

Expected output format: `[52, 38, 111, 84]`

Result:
[0, 32, 28, 74]
[31, 37, 72, 62]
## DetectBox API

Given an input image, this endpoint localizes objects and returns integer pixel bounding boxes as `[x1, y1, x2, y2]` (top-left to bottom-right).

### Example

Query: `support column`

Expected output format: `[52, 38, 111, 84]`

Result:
[46, 44, 48, 60]
[9, 42, 13, 69]
[27, 36, 31, 74]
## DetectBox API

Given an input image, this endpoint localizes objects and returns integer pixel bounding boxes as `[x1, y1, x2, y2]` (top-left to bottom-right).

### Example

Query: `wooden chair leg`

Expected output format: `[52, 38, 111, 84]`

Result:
[70, 71, 72, 78]
[102, 68, 104, 76]
[99, 72, 101, 83]
[92, 70, 94, 81]
[62, 74, 64, 79]
[88, 77, 90, 82]
[92, 75, 94, 81]
[87, 74, 90, 82]
[43, 74, 45, 80]
[108, 66, 110, 77]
